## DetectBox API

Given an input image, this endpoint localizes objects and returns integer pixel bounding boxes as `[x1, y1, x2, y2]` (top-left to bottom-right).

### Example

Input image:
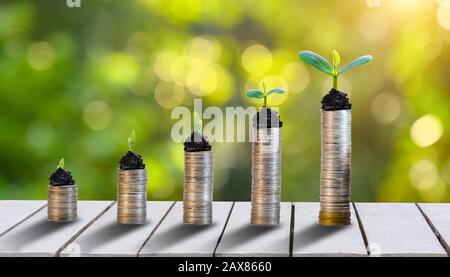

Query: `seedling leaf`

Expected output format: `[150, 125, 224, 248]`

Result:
[58, 158, 64, 170]
[332, 50, 340, 67]
[246, 89, 264, 99]
[267, 88, 286, 95]
[298, 50, 332, 75]
[338, 55, 373, 74]
[128, 129, 136, 152]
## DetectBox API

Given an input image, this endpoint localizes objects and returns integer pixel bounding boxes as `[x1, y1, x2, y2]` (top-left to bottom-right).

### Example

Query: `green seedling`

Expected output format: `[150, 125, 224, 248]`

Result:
[58, 158, 64, 170]
[128, 129, 136, 152]
[298, 50, 373, 90]
[246, 81, 286, 107]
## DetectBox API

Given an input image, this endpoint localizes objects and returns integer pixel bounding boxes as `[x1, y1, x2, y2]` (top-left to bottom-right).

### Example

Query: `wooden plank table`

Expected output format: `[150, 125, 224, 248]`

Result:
[354, 203, 447, 257]
[214, 202, 292, 257]
[139, 202, 233, 257]
[0, 201, 448, 257]
[60, 201, 174, 257]
[292, 202, 367, 257]
[0, 201, 113, 257]
[0, 201, 46, 237]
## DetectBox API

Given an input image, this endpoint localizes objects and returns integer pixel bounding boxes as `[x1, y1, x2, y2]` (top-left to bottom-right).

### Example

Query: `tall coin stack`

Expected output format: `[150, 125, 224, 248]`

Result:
[117, 169, 147, 224]
[319, 109, 351, 225]
[48, 185, 77, 222]
[251, 123, 282, 225]
[184, 151, 213, 225]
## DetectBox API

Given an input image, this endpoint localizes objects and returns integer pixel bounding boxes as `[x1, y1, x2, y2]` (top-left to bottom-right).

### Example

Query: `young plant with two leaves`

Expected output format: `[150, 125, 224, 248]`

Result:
[245, 81, 287, 108]
[298, 50, 373, 91]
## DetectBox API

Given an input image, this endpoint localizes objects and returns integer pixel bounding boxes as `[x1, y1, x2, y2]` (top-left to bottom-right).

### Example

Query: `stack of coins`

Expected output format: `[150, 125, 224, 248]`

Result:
[251, 127, 282, 225]
[48, 185, 77, 222]
[319, 110, 352, 225]
[117, 169, 147, 224]
[184, 151, 213, 225]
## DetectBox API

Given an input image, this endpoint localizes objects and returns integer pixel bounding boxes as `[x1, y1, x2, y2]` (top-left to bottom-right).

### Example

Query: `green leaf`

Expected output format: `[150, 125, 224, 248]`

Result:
[58, 158, 64, 170]
[298, 50, 332, 75]
[332, 50, 340, 66]
[267, 88, 286, 95]
[338, 55, 373, 74]
[332, 50, 340, 75]
[128, 129, 136, 151]
[193, 111, 202, 133]
[246, 89, 264, 99]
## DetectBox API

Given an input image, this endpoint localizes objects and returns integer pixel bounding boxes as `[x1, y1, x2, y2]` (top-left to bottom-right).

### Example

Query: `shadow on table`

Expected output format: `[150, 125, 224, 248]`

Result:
[0, 219, 77, 249]
[144, 223, 217, 250]
[219, 225, 279, 250]
[294, 223, 346, 250]
[78, 222, 148, 252]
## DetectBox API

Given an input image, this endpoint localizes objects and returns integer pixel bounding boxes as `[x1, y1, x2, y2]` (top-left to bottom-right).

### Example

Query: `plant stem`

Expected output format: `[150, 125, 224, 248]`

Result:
[262, 81, 267, 107]
[332, 75, 338, 90]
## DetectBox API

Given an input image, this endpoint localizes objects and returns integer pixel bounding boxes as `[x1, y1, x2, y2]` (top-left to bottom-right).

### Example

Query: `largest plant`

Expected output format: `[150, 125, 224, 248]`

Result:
[298, 50, 372, 90]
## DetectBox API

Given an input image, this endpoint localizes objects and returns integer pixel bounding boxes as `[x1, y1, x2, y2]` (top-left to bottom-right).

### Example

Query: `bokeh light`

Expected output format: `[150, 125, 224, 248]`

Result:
[154, 81, 186, 109]
[1, 0, 450, 203]
[410, 115, 444, 147]
[359, 11, 389, 42]
[101, 53, 139, 86]
[280, 63, 310, 94]
[27, 41, 55, 70]
[241, 44, 272, 76]
[370, 93, 401, 124]
[437, 2, 450, 30]
[83, 100, 113, 130]
[409, 160, 439, 191]
[153, 51, 179, 81]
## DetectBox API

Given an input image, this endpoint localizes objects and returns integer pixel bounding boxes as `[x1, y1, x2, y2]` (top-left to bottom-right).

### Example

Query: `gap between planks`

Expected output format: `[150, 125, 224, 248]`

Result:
[212, 202, 235, 257]
[415, 203, 450, 257]
[352, 202, 370, 256]
[137, 201, 177, 257]
[0, 204, 47, 238]
[55, 201, 116, 257]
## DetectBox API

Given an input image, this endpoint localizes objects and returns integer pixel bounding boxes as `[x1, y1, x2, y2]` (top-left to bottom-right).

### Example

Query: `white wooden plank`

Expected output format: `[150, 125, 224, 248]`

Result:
[214, 202, 291, 257]
[0, 201, 46, 237]
[355, 203, 446, 257]
[417, 203, 450, 255]
[139, 201, 233, 257]
[60, 201, 173, 257]
[292, 202, 367, 257]
[0, 201, 113, 257]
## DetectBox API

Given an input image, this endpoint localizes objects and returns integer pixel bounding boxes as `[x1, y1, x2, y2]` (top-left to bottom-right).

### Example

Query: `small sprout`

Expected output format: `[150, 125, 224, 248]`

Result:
[128, 129, 136, 152]
[298, 50, 373, 90]
[193, 111, 202, 134]
[58, 158, 65, 170]
[246, 81, 286, 107]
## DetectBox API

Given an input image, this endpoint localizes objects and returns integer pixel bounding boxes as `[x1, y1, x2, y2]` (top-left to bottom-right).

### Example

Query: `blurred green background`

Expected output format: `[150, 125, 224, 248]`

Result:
[0, 0, 449, 202]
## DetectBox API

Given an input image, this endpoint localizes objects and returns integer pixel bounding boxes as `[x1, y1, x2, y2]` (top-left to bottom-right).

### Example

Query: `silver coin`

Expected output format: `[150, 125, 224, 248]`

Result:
[251, 127, 282, 225]
[319, 110, 352, 223]
[117, 168, 147, 224]
[183, 151, 213, 225]
[48, 185, 78, 222]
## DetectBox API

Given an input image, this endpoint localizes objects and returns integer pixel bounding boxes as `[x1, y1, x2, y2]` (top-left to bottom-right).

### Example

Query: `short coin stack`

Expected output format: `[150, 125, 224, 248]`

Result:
[117, 169, 147, 224]
[184, 151, 213, 225]
[320, 110, 351, 225]
[48, 185, 77, 222]
[251, 127, 282, 225]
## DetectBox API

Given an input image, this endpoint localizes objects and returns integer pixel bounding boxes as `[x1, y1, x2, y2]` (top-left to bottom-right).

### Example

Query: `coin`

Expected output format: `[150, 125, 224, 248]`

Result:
[117, 168, 147, 224]
[184, 151, 213, 225]
[251, 127, 282, 225]
[48, 185, 77, 222]
[319, 110, 351, 225]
